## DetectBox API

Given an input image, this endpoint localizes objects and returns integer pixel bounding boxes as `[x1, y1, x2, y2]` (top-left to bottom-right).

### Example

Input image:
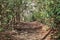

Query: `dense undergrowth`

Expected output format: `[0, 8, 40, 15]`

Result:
[0, 0, 60, 40]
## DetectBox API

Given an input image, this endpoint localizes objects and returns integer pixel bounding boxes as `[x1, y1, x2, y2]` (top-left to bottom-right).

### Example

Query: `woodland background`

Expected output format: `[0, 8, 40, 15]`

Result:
[0, 0, 60, 40]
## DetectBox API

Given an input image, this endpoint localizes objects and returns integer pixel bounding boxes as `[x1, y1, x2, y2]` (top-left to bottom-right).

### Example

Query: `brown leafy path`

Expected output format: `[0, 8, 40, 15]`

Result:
[0, 21, 54, 40]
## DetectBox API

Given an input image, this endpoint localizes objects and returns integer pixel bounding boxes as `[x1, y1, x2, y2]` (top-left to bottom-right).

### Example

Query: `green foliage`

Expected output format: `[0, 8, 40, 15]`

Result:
[0, 0, 22, 24]
[1, 0, 60, 27]
[0, 28, 3, 32]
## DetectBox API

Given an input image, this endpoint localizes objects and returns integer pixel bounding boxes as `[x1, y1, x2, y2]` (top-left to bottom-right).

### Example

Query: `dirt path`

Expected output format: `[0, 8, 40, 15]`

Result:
[0, 21, 52, 40]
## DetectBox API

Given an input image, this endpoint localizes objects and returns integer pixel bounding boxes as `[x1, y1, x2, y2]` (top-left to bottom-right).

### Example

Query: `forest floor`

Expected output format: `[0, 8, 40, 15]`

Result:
[0, 21, 57, 40]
